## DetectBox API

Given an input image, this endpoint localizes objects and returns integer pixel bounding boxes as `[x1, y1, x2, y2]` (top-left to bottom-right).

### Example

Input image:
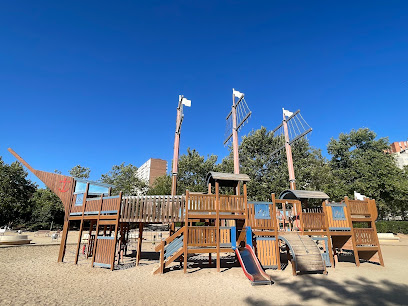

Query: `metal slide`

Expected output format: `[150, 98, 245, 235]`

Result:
[235, 245, 273, 285]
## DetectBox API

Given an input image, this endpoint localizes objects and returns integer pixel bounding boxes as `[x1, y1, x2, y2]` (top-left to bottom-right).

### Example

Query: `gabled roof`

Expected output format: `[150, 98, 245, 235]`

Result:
[279, 189, 330, 200]
[206, 172, 250, 187]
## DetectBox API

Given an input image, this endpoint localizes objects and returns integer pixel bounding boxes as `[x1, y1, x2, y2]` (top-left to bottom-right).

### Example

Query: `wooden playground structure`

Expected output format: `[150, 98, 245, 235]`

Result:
[6, 94, 384, 285]
[8, 148, 384, 284]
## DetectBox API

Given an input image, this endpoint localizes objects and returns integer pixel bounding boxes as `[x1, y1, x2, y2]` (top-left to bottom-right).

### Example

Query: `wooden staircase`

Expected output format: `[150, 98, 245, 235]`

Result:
[346, 197, 384, 266]
[154, 226, 186, 274]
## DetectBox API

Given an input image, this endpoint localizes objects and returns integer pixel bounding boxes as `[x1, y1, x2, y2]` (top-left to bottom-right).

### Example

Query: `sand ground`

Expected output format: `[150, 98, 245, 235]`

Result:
[0, 233, 407, 306]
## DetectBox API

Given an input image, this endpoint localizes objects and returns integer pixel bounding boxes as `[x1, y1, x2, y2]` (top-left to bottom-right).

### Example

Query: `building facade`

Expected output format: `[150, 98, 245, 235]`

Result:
[388, 141, 408, 169]
[136, 158, 167, 186]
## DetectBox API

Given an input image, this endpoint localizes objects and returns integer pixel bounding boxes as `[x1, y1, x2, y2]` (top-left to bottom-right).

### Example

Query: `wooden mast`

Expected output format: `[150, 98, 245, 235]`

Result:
[282, 110, 296, 190]
[171, 96, 183, 196]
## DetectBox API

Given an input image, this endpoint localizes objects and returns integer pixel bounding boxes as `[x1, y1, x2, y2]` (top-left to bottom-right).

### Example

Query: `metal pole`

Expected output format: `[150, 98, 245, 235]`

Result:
[171, 96, 183, 196]
[283, 109, 296, 190]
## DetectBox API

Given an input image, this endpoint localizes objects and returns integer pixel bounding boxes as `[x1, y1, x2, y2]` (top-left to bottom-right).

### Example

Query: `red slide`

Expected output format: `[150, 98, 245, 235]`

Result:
[235, 245, 273, 285]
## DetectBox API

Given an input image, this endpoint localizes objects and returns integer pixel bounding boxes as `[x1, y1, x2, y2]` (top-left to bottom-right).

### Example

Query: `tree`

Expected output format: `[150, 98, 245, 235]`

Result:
[176, 148, 218, 194]
[0, 157, 37, 227]
[100, 163, 147, 196]
[147, 175, 172, 195]
[29, 188, 64, 230]
[327, 128, 406, 217]
[69, 165, 90, 179]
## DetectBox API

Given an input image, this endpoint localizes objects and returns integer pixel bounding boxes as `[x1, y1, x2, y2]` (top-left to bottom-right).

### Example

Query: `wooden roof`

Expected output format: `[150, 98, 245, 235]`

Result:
[206, 172, 250, 187]
[279, 189, 330, 200]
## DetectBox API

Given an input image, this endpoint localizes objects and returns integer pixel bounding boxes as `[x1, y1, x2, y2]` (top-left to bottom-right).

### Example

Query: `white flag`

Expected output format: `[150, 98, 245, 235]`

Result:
[283, 108, 293, 117]
[181, 97, 191, 107]
[354, 191, 366, 200]
[233, 88, 244, 99]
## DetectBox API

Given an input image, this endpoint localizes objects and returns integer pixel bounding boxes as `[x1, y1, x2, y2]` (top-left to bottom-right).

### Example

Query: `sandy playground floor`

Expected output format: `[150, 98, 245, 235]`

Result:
[0, 233, 407, 306]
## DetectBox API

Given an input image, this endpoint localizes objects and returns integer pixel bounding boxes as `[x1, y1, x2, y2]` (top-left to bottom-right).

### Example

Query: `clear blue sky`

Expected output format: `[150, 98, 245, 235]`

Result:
[1, 1, 407, 186]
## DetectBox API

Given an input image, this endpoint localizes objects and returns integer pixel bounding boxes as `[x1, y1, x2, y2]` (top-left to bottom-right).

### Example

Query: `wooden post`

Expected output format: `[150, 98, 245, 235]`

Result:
[344, 196, 360, 267]
[282, 110, 296, 190]
[74, 183, 89, 264]
[271, 193, 281, 270]
[184, 190, 189, 273]
[369, 198, 384, 266]
[110, 192, 122, 271]
[215, 182, 220, 272]
[58, 220, 69, 262]
[91, 194, 104, 267]
[323, 200, 334, 268]
[136, 222, 144, 266]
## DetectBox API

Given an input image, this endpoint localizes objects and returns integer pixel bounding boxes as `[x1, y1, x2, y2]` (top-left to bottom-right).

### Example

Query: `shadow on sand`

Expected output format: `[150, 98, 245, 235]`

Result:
[252, 274, 408, 306]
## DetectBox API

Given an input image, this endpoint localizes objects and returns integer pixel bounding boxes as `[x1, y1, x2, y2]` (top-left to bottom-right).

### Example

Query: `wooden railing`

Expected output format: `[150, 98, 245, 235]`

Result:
[301, 213, 326, 231]
[120, 195, 185, 223]
[70, 194, 121, 216]
[219, 195, 245, 213]
[188, 226, 217, 247]
[348, 200, 370, 216]
[247, 203, 276, 229]
[188, 194, 216, 212]
[354, 228, 377, 246]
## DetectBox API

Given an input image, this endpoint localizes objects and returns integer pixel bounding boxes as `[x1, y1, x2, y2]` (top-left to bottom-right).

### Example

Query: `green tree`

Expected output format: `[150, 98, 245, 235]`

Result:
[147, 175, 172, 195]
[176, 148, 218, 194]
[29, 188, 64, 230]
[0, 157, 37, 227]
[69, 165, 90, 179]
[327, 128, 406, 217]
[100, 163, 147, 196]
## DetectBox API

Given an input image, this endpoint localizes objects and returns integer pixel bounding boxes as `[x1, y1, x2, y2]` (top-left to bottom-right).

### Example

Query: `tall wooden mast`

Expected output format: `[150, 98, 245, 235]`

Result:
[282, 109, 296, 190]
[171, 95, 191, 196]
[232, 92, 240, 175]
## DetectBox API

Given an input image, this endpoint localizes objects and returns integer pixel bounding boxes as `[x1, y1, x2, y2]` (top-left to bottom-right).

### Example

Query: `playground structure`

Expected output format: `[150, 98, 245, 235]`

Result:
[8, 148, 384, 284]
[6, 92, 384, 284]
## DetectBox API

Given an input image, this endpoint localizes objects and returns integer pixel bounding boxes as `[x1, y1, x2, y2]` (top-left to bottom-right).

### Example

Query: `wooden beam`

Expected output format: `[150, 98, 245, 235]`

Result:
[136, 222, 144, 266]
[216, 182, 220, 272]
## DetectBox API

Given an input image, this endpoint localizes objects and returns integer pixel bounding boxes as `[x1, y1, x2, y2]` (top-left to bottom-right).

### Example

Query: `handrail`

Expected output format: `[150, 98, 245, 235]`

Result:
[155, 226, 185, 252]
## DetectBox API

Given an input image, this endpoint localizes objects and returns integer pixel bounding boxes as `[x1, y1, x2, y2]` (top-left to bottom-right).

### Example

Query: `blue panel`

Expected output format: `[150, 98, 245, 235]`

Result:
[329, 227, 351, 231]
[256, 237, 276, 241]
[93, 262, 111, 268]
[89, 184, 110, 195]
[332, 206, 346, 220]
[97, 236, 115, 240]
[254, 204, 270, 219]
[69, 212, 83, 216]
[249, 201, 273, 205]
[75, 182, 87, 193]
[101, 210, 118, 215]
[231, 226, 236, 250]
[103, 195, 120, 199]
[84, 211, 99, 215]
[327, 202, 346, 207]
[75, 193, 84, 206]
[246, 227, 252, 247]
[164, 236, 183, 260]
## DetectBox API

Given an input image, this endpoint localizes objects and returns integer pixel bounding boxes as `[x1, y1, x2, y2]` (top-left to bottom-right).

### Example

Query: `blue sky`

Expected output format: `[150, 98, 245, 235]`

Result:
[1, 1, 407, 186]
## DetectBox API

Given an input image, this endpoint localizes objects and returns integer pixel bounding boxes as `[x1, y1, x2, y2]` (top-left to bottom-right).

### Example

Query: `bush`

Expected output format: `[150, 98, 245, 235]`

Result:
[375, 221, 408, 234]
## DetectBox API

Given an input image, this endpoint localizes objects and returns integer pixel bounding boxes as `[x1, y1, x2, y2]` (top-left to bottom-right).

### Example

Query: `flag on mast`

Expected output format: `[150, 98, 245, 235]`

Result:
[233, 88, 244, 99]
[181, 97, 191, 107]
[283, 108, 293, 117]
